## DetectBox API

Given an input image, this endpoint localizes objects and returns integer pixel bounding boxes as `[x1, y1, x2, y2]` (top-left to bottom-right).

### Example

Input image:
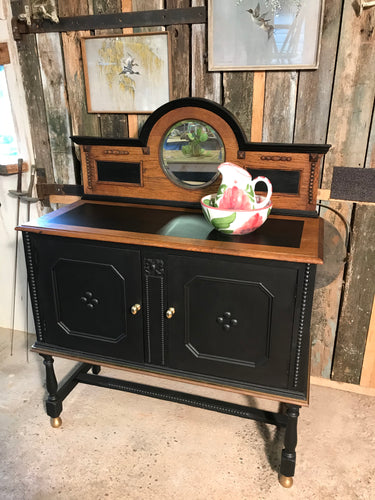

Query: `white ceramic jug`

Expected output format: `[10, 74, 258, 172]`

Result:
[214, 162, 272, 210]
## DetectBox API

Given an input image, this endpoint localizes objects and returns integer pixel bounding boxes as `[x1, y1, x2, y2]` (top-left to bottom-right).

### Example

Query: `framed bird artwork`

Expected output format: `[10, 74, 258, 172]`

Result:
[208, 0, 324, 71]
[81, 32, 171, 113]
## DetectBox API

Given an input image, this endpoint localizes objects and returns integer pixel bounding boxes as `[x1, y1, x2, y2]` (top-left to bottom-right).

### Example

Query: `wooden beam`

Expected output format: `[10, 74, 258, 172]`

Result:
[0, 42, 10, 65]
[13, 7, 206, 37]
[321, 2, 375, 384]
[0, 162, 28, 175]
[49, 195, 81, 204]
[311, 375, 375, 397]
[223, 72, 253, 140]
[332, 205, 375, 384]
[251, 72, 265, 142]
[360, 296, 375, 388]
[317, 188, 331, 201]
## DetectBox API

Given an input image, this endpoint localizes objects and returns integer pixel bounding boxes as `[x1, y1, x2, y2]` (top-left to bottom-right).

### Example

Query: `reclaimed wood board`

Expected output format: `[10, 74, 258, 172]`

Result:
[191, 0, 221, 102]
[58, 1, 101, 168]
[262, 71, 297, 143]
[293, 0, 342, 379]
[36, 32, 76, 184]
[332, 205, 375, 384]
[294, 0, 342, 145]
[328, 3, 375, 383]
[223, 72, 253, 141]
[11, 0, 54, 183]
[166, 0, 190, 100]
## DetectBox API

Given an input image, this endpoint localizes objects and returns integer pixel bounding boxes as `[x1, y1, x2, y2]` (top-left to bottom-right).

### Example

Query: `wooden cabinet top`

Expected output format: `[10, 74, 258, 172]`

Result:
[17, 200, 323, 264]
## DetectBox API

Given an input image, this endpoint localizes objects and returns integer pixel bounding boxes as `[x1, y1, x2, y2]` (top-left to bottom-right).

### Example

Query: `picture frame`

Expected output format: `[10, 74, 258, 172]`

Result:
[81, 32, 171, 114]
[208, 0, 324, 71]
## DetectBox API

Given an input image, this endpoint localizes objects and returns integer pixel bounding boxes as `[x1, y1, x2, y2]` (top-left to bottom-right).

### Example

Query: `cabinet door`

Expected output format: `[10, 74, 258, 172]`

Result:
[167, 254, 300, 391]
[33, 235, 144, 362]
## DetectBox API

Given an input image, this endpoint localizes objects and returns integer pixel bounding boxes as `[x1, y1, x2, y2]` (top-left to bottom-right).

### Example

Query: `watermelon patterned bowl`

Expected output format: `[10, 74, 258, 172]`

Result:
[201, 194, 272, 235]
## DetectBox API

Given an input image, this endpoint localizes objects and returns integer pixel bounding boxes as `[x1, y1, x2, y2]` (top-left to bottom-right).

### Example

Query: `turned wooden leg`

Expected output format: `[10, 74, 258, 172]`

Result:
[40, 354, 63, 428]
[279, 404, 300, 488]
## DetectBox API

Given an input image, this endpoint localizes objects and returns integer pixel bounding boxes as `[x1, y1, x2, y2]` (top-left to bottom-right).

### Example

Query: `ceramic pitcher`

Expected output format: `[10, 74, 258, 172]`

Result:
[214, 162, 272, 210]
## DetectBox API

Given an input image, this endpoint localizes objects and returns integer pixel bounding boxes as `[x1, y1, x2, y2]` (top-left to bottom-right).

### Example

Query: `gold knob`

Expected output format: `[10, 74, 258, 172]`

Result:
[166, 307, 175, 319]
[131, 303, 141, 315]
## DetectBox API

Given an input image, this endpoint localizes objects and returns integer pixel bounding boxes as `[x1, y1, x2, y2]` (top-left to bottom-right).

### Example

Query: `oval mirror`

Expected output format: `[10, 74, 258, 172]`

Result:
[160, 119, 225, 189]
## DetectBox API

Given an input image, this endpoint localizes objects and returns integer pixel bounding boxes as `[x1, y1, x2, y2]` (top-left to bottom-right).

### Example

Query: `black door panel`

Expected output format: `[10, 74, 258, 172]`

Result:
[33, 235, 144, 362]
[167, 255, 299, 389]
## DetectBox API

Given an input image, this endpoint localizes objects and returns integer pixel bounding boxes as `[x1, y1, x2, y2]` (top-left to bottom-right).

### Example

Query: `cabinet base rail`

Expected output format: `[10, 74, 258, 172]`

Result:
[40, 354, 300, 488]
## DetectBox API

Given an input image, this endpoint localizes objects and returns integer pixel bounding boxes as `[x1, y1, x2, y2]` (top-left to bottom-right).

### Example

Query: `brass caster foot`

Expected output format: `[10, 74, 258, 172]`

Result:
[50, 417, 62, 428]
[279, 475, 293, 488]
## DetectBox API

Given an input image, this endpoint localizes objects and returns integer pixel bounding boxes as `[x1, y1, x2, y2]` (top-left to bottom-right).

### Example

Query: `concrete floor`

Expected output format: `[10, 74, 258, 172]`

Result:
[1, 328, 375, 500]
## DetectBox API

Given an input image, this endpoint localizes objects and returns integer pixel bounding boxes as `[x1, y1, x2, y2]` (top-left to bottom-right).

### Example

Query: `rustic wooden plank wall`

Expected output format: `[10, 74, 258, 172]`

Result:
[11, 0, 375, 385]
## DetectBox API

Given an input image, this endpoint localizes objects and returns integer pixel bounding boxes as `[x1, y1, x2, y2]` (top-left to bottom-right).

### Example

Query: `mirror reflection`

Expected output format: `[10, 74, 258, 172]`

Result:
[161, 119, 225, 189]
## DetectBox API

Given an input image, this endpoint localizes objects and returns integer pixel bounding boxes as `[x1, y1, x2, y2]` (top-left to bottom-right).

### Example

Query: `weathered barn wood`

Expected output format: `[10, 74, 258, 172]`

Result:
[223, 73, 253, 141]
[36, 32, 75, 184]
[10, 2, 54, 183]
[13, 7, 206, 34]
[294, 0, 342, 145]
[332, 205, 375, 383]
[191, 0, 221, 102]
[58, 0, 100, 139]
[327, 3, 375, 383]
[262, 71, 297, 142]
[166, 0, 190, 100]
[294, 0, 343, 379]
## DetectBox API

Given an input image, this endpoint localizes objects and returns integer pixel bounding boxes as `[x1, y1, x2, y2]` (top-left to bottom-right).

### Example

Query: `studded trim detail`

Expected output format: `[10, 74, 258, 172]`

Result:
[24, 233, 44, 342]
[308, 154, 319, 204]
[144, 275, 152, 363]
[85, 149, 94, 189]
[293, 264, 311, 387]
[144, 258, 165, 364]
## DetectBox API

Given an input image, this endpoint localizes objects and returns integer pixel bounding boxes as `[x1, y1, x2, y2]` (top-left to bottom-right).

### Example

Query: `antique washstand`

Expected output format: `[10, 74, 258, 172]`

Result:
[17, 98, 330, 487]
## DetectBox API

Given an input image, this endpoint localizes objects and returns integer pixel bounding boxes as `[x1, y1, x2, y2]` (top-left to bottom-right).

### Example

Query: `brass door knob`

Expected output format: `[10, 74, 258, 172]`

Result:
[165, 307, 175, 319]
[131, 303, 141, 315]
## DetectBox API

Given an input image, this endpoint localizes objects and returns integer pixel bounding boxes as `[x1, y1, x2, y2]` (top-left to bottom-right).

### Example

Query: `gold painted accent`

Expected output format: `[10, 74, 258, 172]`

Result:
[131, 303, 141, 315]
[279, 475, 293, 488]
[166, 307, 175, 319]
[51, 417, 62, 428]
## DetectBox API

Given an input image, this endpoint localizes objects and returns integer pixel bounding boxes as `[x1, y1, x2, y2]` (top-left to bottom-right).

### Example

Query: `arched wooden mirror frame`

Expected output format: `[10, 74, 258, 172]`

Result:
[73, 97, 330, 212]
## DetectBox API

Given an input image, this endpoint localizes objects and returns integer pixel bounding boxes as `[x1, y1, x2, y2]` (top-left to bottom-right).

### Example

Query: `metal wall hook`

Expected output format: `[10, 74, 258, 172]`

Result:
[353, 0, 375, 16]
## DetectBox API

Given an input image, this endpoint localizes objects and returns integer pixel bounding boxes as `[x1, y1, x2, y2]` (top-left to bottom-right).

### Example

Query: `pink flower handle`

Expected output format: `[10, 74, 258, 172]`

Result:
[252, 176, 272, 209]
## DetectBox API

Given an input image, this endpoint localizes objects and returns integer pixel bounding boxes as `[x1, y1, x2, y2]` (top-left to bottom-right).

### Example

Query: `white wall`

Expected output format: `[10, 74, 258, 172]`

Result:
[0, 0, 41, 332]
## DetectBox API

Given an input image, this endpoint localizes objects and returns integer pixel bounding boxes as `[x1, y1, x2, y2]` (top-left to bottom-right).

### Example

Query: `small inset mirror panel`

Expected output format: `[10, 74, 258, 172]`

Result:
[245, 168, 300, 194]
[161, 119, 225, 189]
[97, 161, 141, 185]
